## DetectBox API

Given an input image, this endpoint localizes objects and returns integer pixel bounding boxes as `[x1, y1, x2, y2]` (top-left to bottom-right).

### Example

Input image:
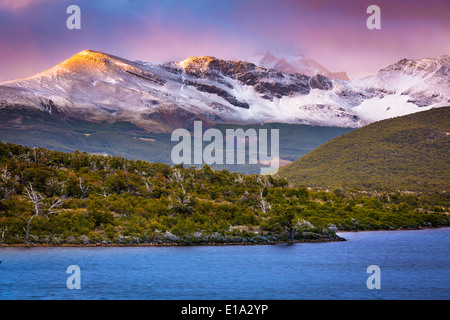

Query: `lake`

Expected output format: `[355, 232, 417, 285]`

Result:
[0, 228, 449, 300]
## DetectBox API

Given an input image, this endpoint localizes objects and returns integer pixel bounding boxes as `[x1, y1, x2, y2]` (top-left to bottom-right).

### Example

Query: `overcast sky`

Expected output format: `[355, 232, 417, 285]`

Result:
[0, 0, 449, 81]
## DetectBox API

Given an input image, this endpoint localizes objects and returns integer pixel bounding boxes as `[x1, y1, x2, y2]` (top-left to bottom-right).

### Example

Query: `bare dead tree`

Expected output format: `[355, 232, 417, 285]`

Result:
[168, 186, 192, 210]
[143, 176, 154, 194]
[23, 183, 62, 242]
[18, 152, 31, 164]
[258, 187, 272, 214]
[122, 161, 130, 173]
[45, 178, 67, 198]
[256, 175, 272, 188]
[98, 177, 111, 199]
[168, 180, 193, 217]
[1, 166, 11, 181]
[0, 166, 16, 200]
[32, 147, 37, 163]
[169, 168, 184, 184]
[168, 168, 193, 214]
[234, 173, 244, 184]
[177, 185, 191, 206]
[79, 177, 90, 199]
[48, 198, 63, 215]
[98, 189, 110, 199]
[0, 227, 8, 243]
[25, 183, 44, 216]
[24, 183, 44, 241]
[89, 159, 99, 171]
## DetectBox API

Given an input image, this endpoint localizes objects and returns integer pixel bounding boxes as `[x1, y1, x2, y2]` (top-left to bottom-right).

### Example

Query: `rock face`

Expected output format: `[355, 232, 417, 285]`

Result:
[180, 56, 311, 101]
[0, 50, 448, 132]
[309, 74, 333, 91]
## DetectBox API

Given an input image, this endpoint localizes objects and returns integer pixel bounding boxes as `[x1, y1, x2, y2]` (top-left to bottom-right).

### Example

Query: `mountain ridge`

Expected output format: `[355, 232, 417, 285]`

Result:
[0, 50, 449, 133]
[248, 51, 349, 80]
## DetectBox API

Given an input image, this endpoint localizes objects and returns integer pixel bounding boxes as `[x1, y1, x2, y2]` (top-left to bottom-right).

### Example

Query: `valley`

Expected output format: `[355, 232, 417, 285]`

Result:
[0, 50, 448, 246]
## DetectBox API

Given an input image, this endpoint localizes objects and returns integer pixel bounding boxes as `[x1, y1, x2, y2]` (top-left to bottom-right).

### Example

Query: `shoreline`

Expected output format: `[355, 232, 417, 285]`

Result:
[0, 238, 345, 248]
[336, 225, 450, 234]
[1, 227, 448, 248]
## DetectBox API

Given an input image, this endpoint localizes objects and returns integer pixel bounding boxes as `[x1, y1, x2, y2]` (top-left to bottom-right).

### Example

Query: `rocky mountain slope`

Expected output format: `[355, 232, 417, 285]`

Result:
[0, 50, 450, 132]
[0, 50, 448, 133]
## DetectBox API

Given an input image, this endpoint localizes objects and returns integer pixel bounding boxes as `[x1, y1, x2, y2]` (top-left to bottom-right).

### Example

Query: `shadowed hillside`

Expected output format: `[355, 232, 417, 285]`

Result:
[279, 107, 450, 192]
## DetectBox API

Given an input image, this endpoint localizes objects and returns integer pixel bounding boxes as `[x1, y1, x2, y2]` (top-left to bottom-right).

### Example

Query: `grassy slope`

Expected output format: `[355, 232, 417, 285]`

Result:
[279, 107, 450, 192]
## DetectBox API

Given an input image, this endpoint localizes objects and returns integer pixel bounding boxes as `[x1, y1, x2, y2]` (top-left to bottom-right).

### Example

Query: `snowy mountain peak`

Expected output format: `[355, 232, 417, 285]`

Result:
[379, 54, 450, 77]
[0, 50, 448, 133]
[49, 50, 115, 72]
[1, 50, 128, 83]
[249, 51, 349, 80]
[57, 49, 140, 75]
[178, 56, 235, 69]
[69, 49, 112, 62]
[177, 55, 259, 79]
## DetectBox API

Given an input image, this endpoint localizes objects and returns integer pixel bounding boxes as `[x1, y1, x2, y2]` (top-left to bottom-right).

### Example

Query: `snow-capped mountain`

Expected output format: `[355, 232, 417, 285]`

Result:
[248, 51, 349, 80]
[0, 50, 448, 133]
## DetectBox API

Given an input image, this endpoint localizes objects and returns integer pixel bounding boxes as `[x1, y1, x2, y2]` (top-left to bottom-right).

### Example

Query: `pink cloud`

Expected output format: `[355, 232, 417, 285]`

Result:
[223, 0, 450, 78]
[0, 0, 53, 11]
[0, 0, 448, 81]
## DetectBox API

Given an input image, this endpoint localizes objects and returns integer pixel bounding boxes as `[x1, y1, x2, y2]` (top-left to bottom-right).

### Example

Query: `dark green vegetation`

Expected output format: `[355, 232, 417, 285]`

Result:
[0, 108, 176, 164]
[0, 108, 353, 174]
[0, 141, 448, 245]
[280, 107, 450, 192]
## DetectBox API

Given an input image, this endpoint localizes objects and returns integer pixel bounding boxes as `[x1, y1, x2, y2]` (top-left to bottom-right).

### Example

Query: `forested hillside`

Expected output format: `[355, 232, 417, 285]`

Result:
[280, 107, 450, 192]
[0, 141, 448, 245]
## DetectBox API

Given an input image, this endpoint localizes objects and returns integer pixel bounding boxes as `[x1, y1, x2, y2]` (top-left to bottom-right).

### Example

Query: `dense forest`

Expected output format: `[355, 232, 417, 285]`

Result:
[0, 141, 448, 245]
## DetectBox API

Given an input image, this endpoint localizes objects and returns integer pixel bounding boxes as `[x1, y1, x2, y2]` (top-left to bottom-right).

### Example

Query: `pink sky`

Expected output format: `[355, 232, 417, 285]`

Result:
[0, 0, 449, 81]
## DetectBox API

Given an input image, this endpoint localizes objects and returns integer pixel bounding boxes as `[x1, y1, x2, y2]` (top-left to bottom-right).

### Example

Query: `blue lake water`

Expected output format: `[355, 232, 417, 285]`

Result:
[0, 228, 449, 300]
